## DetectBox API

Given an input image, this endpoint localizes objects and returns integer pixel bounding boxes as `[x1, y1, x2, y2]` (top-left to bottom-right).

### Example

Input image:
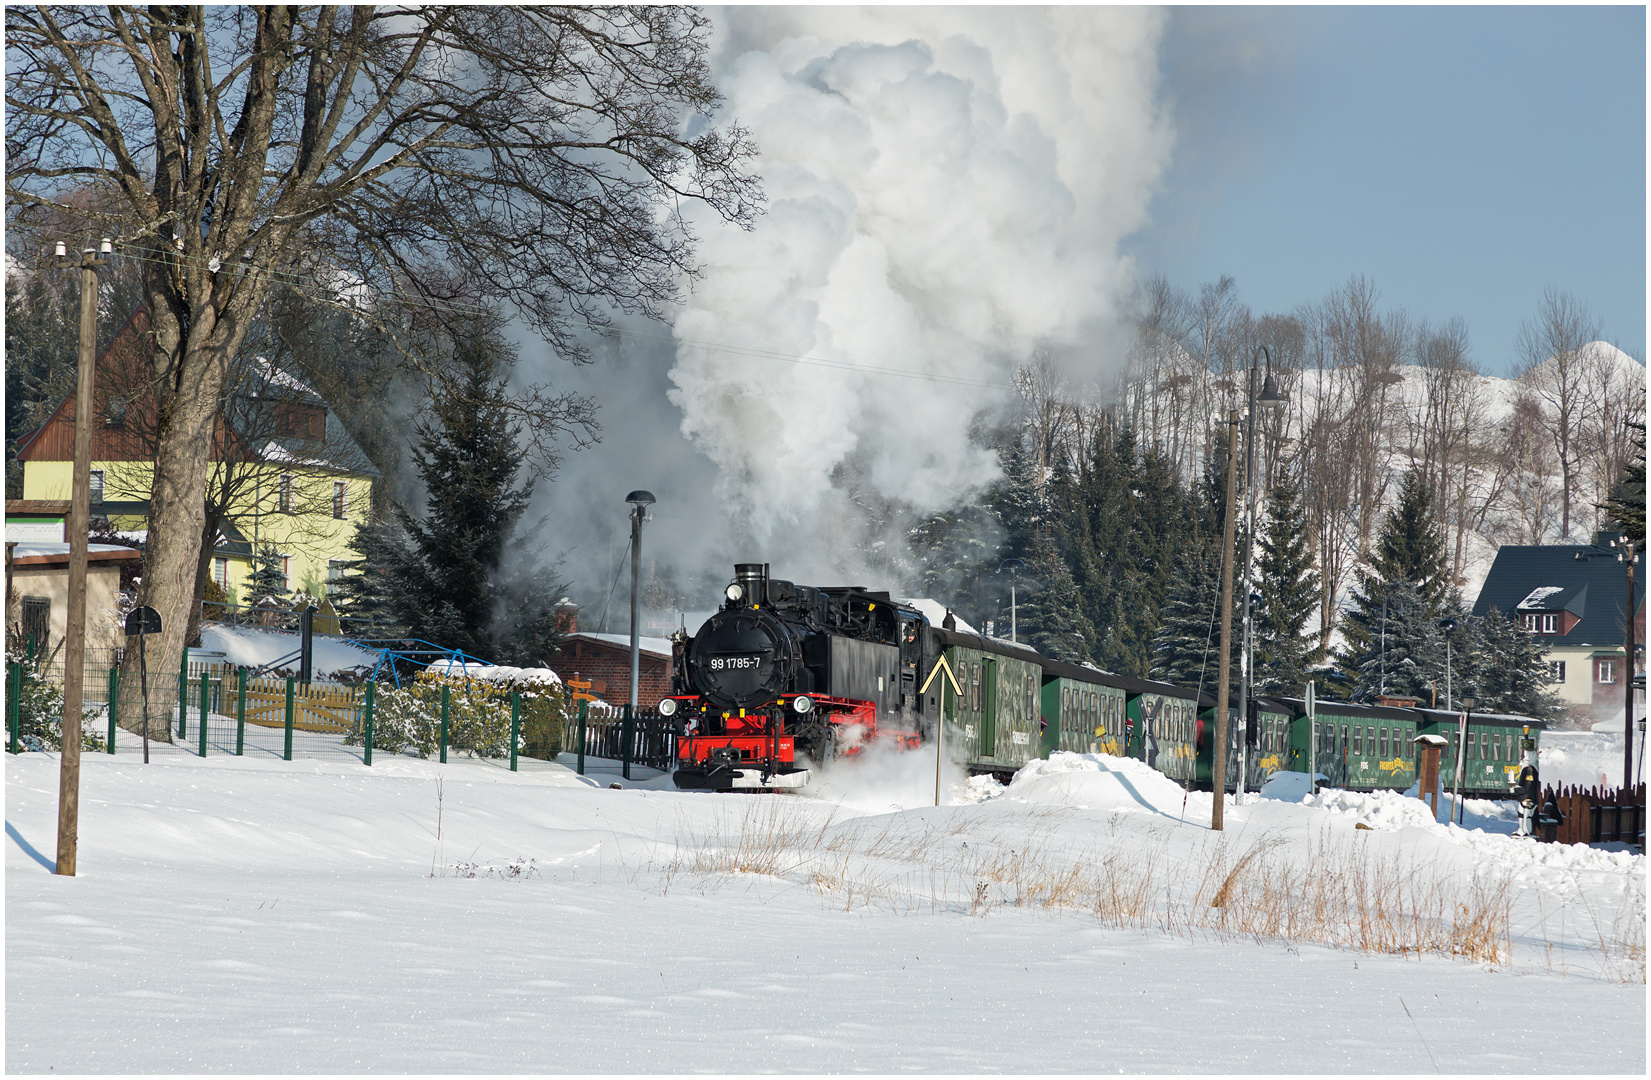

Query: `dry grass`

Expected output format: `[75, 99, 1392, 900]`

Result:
[641, 801, 1640, 978]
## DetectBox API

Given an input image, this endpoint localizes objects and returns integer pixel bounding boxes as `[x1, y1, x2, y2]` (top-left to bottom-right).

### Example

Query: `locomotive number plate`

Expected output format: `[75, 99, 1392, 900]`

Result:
[709, 654, 763, 671]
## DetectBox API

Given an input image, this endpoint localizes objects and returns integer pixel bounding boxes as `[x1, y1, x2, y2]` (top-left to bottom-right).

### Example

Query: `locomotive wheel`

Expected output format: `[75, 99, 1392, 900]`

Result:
[796, 719, 835, 769]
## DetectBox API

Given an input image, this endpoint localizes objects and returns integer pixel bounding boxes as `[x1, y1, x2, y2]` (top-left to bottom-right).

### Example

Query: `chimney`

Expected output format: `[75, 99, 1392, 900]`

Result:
[554, 598, 578, 634]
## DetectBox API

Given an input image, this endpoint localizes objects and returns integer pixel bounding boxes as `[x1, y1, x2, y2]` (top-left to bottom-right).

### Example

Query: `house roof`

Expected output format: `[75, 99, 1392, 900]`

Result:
[561, 632, 674, 659]
[1472, 536, 1645, 648]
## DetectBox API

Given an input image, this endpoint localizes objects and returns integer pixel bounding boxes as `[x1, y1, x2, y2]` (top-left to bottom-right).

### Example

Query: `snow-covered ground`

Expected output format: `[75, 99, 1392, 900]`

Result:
[7, 732, 1644, 1073]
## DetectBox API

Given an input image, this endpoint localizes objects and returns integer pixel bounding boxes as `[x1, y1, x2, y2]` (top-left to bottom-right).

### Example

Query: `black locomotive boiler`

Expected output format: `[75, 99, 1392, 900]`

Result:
[666, 563, 930, 791]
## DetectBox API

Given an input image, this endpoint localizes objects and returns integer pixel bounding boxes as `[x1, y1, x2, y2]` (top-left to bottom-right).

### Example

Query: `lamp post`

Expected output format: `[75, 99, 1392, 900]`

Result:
[1436, 618, 1458, 712]
[1236, 346, 1286, 796]
[54, 236, 112, 878]
[625, 490, 655, 712]
[998, 559, 1025, 643]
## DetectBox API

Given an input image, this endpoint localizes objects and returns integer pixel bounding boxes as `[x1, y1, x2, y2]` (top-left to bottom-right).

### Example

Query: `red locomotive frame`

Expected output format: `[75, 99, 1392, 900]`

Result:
[671, 693, 921, 791]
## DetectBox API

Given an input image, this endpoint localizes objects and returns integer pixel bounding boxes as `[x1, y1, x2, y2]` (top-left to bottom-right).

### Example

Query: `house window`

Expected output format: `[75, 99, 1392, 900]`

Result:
[333, 481, 347, 520]
[1549, 660, 1566, 682]
[89, 469, 105, 504]
[1540, 614, 1557, 634]
[327, 559, 347, 595]
[104, 395, 127, 428]
[1597, 660, 1617, 684]
[279, 473, 294, 513]
[21, 597, 50, 656]
[213, 557, 230, 590]
[281, 555, 292, 591]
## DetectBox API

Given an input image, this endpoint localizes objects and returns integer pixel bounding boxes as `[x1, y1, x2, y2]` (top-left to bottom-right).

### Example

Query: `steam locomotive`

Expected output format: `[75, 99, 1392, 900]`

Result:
[665, 564, 1544, 796]
[667, 563, 931, 790]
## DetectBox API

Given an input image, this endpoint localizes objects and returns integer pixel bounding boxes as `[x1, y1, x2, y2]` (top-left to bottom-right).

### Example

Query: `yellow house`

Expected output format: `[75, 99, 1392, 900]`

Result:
[11, 308, 377, 608]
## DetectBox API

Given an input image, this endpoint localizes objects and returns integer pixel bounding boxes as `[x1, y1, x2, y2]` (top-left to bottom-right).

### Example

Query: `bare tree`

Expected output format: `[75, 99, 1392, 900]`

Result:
[1514, 287, 1603, 540]
[6, 6, 761, 689]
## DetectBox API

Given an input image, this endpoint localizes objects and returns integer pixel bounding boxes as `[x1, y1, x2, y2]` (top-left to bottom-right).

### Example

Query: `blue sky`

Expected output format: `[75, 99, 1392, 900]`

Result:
[1125, 6, 1646, 374]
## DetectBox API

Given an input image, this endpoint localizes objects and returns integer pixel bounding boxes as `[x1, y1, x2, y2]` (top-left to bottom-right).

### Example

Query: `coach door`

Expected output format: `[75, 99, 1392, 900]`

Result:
[979, 657, 997, 758]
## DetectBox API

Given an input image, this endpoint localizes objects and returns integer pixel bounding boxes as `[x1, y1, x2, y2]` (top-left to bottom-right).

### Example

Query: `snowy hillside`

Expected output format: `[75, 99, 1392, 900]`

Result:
[6, 736, 1643, 1072]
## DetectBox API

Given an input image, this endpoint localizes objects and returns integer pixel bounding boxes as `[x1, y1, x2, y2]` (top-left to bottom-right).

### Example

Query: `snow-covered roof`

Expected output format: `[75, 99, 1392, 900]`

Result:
[1517, 586, 1566, 610]
[568, 632, 674, 658]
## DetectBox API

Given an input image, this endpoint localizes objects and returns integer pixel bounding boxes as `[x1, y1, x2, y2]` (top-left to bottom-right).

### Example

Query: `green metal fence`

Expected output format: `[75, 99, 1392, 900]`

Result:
[5, 659, 549, 772]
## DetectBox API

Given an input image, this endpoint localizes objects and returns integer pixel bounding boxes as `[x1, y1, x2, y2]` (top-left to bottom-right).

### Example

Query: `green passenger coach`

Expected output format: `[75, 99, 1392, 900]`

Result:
[927, 628, 1047, 779]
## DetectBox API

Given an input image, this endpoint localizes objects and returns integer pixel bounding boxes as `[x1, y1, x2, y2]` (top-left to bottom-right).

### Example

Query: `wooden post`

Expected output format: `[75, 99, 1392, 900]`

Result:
[1414, 734, 1447, 821]
[55, 241, 108, 877]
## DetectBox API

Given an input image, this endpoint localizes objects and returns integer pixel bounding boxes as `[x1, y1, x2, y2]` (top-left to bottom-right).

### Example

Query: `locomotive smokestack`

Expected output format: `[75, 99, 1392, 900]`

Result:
[735, 563, 766, 605]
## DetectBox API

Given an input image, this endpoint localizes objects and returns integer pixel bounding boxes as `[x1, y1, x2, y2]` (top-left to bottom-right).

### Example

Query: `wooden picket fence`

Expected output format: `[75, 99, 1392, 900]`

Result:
[244, 676, 360, 734]
[1540, 783, 1645, 847]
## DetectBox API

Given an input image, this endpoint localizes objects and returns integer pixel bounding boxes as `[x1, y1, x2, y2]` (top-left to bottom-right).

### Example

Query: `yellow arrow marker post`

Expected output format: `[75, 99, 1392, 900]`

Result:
[923, 654, 963, 806]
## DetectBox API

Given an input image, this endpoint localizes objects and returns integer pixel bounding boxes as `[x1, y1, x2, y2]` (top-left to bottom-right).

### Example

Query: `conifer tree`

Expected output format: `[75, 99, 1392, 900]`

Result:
[1149, 542, 1237, 693]
[1254, 476, 1323, 696]
[379, 324, 567, 664]
[1601, 421, 1646, 546]
[1336, 580, 1444, 702]
[1359, 467, 1453, 612]
[248, 543, 291, 605]
[333, 519, 411, 638]
[1015, 533, 1095, 661]
[1465, 608, 1564, 720]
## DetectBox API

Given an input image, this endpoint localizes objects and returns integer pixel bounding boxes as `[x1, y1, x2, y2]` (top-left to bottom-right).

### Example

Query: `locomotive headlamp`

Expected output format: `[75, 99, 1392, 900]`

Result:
[793, 696, 813, 714]
[658, 697, 678, 717]
[726, 583, 744, 602]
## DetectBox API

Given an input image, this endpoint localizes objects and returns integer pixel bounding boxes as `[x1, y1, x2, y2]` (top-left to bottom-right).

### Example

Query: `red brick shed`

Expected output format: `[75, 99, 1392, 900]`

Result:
[546, 631, 674, 707]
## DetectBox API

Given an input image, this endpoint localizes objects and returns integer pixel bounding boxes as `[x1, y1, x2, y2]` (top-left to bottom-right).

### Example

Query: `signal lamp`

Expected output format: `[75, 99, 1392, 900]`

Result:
[793, 696, 813, 714]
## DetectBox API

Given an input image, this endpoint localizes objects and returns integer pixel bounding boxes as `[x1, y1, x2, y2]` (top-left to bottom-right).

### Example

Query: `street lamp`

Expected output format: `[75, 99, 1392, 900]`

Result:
[997, 558, 1025, 642]
[625, 490, 655, 712]
[1236, 345, 1286, 796]
[1436, 617, 1459, 712]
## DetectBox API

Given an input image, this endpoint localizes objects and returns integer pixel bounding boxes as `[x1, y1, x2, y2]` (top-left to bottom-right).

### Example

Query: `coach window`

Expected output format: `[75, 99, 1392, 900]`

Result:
[1366, 727, 1375, 757]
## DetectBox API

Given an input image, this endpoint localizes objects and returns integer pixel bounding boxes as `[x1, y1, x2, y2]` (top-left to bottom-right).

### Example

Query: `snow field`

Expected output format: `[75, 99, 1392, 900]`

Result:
[6, 741, 1645, 1073]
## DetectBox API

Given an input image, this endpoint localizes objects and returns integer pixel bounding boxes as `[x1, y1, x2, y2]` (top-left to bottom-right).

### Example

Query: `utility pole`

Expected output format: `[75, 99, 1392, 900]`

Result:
[1212, 410, 1240, 831]
[55, 237, 111, 877]
[1623, 537, 1639, 789]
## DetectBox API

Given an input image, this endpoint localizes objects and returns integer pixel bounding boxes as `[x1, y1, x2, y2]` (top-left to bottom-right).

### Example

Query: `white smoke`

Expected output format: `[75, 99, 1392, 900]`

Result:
[668, 7, 1174, 543]
[520, 9, 1175, 608]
